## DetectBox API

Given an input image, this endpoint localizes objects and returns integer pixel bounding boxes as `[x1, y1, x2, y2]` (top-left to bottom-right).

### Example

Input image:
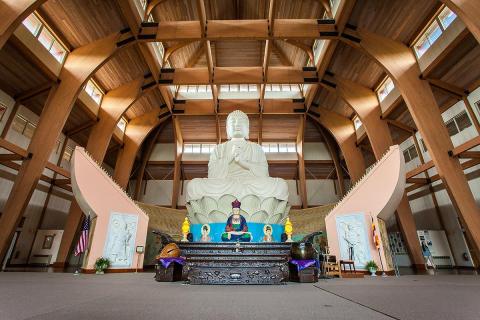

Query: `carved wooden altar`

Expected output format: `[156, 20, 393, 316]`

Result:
[178, 242, 291, 285]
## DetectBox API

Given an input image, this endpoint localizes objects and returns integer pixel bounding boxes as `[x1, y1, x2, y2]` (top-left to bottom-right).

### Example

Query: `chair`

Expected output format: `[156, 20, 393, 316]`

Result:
[324, 255, 341, 278]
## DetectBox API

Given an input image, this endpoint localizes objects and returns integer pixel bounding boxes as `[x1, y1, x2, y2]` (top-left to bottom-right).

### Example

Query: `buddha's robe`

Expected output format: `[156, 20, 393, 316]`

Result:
[186, 139, 289, 201]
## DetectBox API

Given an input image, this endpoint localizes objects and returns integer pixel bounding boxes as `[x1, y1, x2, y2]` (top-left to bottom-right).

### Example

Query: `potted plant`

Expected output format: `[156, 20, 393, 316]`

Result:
[94, 257, 110, 274]
[365, 260, 378, 276]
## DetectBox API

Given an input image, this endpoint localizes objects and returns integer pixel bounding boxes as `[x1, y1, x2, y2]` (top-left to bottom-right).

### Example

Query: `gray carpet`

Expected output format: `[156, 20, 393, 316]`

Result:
[0, 272, 478, 320]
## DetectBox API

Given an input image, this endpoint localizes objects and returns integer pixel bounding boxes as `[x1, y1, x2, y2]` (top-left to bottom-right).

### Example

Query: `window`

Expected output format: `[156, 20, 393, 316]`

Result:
[413, 7, 457, 58]
[152, 42, 166, 67]
[0, 102, 7, 121]
[22, 13, 68, 63]
[312, 39, 326, 65]
[420, 139, 428, 152]
[353, 116, 363, 130]
[403, 145, 418, 163]
[62, 145, 74, 162]
[262, 142, 296, 153]
[117, 117, 128, 132]
[444, 110, 472, 137]
[265, 84, 300, 92]
[178, 85, 211, 93]
[220, 84, 257, 92]
[11, 115, 36, 138]
[183, 143, 217, 154]
[376, 77, 395, 102]
[84, 79, 104, 105]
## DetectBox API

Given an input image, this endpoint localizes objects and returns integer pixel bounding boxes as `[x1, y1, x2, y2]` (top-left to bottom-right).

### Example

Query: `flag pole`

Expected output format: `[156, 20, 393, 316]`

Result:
[74, 253, 81, 275]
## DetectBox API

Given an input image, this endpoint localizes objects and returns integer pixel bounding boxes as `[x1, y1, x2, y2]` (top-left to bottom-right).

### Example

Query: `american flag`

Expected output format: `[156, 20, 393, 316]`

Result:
[74, 215, 90, 256]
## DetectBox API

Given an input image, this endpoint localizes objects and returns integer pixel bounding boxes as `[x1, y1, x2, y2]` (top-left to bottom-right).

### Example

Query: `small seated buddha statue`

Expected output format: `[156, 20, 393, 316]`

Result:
[221, 200, 251, 242]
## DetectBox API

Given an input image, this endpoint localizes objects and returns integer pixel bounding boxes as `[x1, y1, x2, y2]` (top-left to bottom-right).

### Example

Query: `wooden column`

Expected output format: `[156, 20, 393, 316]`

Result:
[133, 125, 163, 200]
[316, 124, 345, 197]
[308, 108, 365, 182]
[171, 117, 183, 208]
[0, 101, 20, 138]
[296, 115, 307, 208]
[0, 33, 121, 262]
[113, 110, 169, 189]
[442, 0, 480, 43]
[54, 77, 143, 267]
[0, 0, 46, 49]
[329, 75, 425, 268]
[344, 27, 480, 263]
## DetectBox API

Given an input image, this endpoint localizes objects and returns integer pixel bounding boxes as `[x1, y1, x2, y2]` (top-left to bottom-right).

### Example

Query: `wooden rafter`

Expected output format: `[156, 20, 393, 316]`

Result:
[163, 40, 196, 65]
[283, 39, 314, 64]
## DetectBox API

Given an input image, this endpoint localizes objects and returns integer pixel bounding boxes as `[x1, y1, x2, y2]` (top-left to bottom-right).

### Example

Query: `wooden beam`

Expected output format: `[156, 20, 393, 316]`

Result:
[171, 117, 183, 208]
[296, 115, 307, 208]
[442, 0, 480, 43]
[14, 82, 54, 102]
[283, 39, 314, 64]
[0, 33, 122, 262]
[0, 154, 24, 162]
[138, 19, 338, 42]
[163, 41, 196, 65]
[0, 0, 47, 49]
[386, 119, 416, 134]
[427, 78, 466, 99]
[65, 119, 98, 137]
[133, 124, 163, 200]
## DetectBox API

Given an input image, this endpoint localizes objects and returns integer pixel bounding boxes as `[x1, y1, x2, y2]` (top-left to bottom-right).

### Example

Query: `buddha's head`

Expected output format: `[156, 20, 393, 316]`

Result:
[226, 110, 249, 139]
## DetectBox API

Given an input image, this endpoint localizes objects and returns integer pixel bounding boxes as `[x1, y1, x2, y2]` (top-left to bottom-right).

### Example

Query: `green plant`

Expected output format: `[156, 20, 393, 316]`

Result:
[365, 260, 378, 270]
[94, 257, 110, 272]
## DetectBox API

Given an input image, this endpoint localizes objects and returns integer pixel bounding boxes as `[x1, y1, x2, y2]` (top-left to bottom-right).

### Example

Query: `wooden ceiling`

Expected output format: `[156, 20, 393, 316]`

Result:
[0, 0, 479, 172]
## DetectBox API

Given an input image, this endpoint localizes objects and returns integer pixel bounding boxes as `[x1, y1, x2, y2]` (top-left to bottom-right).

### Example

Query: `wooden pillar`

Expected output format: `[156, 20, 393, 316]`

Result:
[133, 124, 163, 200]
[317, 124, 345, 197]
[0, 33, 120, 262]
[113, 110, 169, 189]
[344, 27, 480, 264]
[308, 108, 365, 182]
[296, 115, 308, 208]
[171, 117, 183, 208]
[0, 101, 20, 138]
[0, 0, 46, 49]
[442, 0, 480, 43]
[54, 78, 143, 267]
[330, 75, 425, 268]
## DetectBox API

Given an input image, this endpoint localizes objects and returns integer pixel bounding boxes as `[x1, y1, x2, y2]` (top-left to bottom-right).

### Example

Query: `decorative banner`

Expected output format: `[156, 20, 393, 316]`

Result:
[103, 213, 138, 268]
[335, 213, 371, 269]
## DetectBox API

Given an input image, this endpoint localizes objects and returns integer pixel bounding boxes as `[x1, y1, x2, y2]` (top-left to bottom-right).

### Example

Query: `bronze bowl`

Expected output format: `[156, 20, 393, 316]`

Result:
[291, 242, 316, 260]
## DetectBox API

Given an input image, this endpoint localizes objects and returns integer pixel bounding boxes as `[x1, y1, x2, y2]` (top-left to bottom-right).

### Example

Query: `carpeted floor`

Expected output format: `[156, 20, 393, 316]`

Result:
[0, 272, 478, 320]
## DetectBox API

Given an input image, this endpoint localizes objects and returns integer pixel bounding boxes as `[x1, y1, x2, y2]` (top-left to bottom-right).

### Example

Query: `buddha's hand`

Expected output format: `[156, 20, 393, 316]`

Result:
[231, 145, 241, 163]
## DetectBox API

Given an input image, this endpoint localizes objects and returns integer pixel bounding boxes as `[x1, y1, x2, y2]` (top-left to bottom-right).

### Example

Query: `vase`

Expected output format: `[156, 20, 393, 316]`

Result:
[369, 267, 377, 276]
[291, 242, 316, 260]
[95, 270, 104, 275]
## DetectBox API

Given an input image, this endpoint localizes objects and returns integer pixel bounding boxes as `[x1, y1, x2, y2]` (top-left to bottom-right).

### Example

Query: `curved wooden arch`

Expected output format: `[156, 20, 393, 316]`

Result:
[321, 75, 393, 159]
[163, 41, 197, 65]
[307, 109, 365, 182]
[0, 32, 126, 261]
[340, 26, 480, 262]
[0, 0, 46, 49]
[283, 39, 314, 64]
[114, 109, 171, 189]
[442, 0, 480, 43]
[144, 0, 170, 21]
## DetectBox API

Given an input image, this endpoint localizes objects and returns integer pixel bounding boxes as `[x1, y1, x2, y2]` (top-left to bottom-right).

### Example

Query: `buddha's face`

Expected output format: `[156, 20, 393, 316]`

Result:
[232, 207, 240, 215]
[226, 111, 249, 139]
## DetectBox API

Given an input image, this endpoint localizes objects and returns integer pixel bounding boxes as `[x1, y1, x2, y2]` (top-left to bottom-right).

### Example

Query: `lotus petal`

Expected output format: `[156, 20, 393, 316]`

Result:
[250, 210, 268, 223]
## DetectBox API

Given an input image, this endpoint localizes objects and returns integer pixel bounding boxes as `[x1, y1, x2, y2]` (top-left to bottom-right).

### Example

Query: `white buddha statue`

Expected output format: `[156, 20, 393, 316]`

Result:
[186, 110, 289, 203]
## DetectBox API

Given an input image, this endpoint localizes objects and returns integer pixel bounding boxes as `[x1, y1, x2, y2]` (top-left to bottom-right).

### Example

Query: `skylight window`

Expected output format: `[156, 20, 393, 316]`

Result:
[413, 7, 457, 58]
[376, 77, 395, 102]
[262, 142, 296, 153]
[179, 85, 211, 93]
[312, 39, 326, 66]
[22, 13, 68, 63]
[353, 116, 363, 130]
[84, 79, 104, 105]
[117, 117, 128, 132]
